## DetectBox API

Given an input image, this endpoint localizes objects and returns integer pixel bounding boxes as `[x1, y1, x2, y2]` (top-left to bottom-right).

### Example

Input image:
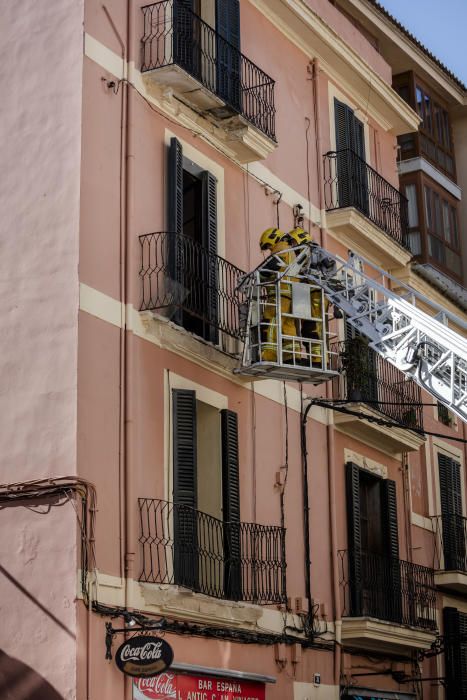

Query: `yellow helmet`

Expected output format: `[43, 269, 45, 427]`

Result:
[288, 227, 312, 246]
[260, 227, 284, 251]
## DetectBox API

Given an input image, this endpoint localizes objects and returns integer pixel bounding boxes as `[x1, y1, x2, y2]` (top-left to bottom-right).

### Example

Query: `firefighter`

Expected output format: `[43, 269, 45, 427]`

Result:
[287, 226, 328, 367]
[259, 228, 299, 363]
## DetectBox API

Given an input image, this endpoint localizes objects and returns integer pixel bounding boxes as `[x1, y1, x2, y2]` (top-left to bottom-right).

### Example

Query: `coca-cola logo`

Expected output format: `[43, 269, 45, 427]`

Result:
[115, 636, 173, 678]
[134, 673, 177, 699]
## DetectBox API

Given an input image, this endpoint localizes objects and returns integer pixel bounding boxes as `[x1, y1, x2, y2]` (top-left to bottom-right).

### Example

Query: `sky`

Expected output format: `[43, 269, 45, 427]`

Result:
[377, 0, 467, 85]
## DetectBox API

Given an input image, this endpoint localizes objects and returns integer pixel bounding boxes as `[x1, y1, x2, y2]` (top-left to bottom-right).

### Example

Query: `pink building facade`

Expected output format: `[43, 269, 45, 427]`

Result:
[1, 1, 466, 700]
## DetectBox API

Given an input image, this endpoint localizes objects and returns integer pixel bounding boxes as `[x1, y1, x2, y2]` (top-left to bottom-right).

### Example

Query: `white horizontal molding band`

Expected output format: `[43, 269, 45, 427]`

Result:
[79, 284, 328, 423]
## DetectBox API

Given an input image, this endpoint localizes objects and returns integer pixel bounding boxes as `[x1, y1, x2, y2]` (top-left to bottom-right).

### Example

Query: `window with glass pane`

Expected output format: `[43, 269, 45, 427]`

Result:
[405, 184, 419, 227]
[416, 86, 423, 120]
[424, 186, 432, 230]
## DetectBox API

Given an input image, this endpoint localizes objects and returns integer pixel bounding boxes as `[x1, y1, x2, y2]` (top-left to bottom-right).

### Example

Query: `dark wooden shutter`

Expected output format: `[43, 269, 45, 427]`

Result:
[335, 99, 367, 213]
[168, 137, 183, 236]
[173, 0, 197, 76]
[221, 409, 241, 600]
[381, 479, 402, 623]
[444, 607, 467, 700]
[215, 0, 241, 110]
[381, 479, 399, 558]
[346, 462, 362, 615]
[172, 389, 198, 589]
[439, 453, 465, 570]
[335, 99, 353, 208]
[201, 170, 218, 344]
[168, 137, 184, 324]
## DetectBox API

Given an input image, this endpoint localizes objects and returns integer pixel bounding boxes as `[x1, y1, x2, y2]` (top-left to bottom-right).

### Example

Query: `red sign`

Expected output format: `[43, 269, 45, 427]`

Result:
[134, 672, 265, 700]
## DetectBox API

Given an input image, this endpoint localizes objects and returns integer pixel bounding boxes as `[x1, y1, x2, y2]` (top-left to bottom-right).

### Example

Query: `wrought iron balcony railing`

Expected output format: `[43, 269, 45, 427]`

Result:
[141, 0, 276, 141]
[331, 339, 424, 431]
[432, 514, 467, 573]
[139, 498, 287, 605]
[323, 149, 409, 248]
[338, 549, 437, 630]
[139, 232, 245, 343]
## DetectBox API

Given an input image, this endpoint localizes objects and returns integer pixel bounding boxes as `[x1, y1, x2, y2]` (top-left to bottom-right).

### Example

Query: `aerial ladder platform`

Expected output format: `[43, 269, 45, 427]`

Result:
[237, 243, 467, 423]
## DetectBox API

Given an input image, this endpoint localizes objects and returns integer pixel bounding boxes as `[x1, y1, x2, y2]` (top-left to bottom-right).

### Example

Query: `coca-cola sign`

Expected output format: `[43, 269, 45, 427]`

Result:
[133, 672, 265, 700]
[115, 636, 173, 678]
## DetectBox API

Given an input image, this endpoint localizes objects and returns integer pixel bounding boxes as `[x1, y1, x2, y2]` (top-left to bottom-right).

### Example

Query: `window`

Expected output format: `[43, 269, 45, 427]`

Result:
[437, 401, 455, 427]
[346, 463, 401, 622]
[172, 389, 240, 597]
[438, 452, 465, 571]
[404, 183, 421, 255]
[415, 83, 455, 176]
[172, 0, 240, 110]
[168, 137, 218, 343]
[423, 183, 462, 277]
[444, 608, 467, 699]
[334, 99, 368, 214]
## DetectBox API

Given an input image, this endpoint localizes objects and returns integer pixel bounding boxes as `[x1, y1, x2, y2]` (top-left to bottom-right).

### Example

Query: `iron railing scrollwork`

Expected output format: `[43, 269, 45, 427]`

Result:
[323, 149, 409, 248]
[331, 339, 424, 431]
[141, 0, 276, 141]
[139, 498, 287, 605]
[432, 514, 467, 573]
[139, 232, 245, 342]
[338, 549, 437, 630]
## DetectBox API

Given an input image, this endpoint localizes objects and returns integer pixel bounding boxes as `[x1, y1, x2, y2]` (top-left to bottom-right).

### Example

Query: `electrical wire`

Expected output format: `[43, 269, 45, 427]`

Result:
[109, 78, 286, 203]
[93, 601, 334, 650]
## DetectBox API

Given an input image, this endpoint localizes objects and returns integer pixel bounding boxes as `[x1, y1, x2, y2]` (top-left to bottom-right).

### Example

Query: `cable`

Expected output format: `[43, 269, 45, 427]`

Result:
[93, 601, 334, 650]
[109, 78, 286, 203]
[0, 477, 98, 603]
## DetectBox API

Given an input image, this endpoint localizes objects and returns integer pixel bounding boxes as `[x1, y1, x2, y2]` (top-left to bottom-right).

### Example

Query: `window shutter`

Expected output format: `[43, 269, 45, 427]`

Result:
[443, 607, 467, 700]
[173, 0, 195, 74]
[168, 137, 183, 236]
[335, 99, 349, 152]
[346, 461, 362, 615]
[335, 99, 353, 208]
[172, 389, 198, 589]
[352, 118, 366, 161]
[215, 0, 241, 109]
[381, 478, 402, 623]
[439, 454, 465, 570]
[201, 170, 218, 344]
[168, 137, 184, 325]
[381, 479, 399, 559]
[221, 409, 241, 600]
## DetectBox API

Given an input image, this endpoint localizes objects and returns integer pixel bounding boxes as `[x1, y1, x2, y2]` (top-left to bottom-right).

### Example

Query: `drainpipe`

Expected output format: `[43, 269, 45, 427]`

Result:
[123, 2, 135, 699]
[310, 56, 341, 687]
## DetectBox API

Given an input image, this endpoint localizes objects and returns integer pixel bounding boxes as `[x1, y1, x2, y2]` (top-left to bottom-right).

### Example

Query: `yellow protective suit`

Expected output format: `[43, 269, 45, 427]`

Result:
[261, 240, 300, 362]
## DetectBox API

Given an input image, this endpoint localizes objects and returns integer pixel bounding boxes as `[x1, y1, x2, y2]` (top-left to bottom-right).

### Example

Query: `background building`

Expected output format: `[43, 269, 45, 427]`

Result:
[1, 1, 466, 699]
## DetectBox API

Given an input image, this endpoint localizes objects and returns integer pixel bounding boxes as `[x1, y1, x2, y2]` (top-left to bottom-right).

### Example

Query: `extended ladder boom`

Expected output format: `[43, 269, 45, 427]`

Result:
[296, 245, 467, 423]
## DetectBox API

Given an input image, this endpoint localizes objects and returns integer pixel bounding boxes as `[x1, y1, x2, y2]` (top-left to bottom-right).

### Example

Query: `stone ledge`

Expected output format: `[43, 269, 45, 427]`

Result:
[341, 616, 437, 655]
[325, 207, 412, 269]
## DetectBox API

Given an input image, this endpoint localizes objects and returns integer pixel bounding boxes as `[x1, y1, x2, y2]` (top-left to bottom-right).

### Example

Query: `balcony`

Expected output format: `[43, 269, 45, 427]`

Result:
[338, 550, 437, 654]
[432, 515, 467, 593]
[323, 149, 412, 268]
[138, 498, 287, 605]
[330, 339, 425, 453]
[139, 232, 245, 354]
[141, 1, 276, 161]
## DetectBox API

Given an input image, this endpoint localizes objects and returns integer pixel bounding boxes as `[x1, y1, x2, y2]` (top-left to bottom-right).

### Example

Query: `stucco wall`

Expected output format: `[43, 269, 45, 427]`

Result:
[0, 0, 83, 697]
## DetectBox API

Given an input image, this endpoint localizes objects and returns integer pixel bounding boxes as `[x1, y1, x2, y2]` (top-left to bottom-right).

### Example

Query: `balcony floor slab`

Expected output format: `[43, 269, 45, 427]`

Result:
[341, 616, 437, 655]
[434, 570, 467, 593]
[334, 402, 425, 455]
[325, 207, 412, 269]
[143, 66, 225, 111]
